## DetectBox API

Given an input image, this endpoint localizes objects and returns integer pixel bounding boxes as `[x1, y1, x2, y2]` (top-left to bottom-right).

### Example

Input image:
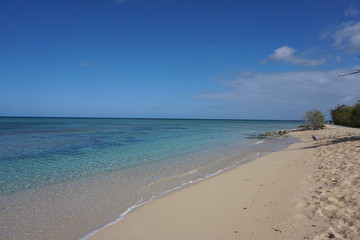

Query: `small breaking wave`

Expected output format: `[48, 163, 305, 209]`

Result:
[79, 161, 247, 240]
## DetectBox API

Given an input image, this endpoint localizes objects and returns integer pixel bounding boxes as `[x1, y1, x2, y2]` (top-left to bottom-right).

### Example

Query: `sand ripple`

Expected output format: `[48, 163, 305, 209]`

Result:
[304, 126, 360, 239]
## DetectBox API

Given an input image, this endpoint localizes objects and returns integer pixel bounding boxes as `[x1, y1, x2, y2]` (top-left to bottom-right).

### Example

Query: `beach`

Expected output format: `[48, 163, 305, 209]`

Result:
[3, 1, 359, 239]
[88, 125, 360, 240]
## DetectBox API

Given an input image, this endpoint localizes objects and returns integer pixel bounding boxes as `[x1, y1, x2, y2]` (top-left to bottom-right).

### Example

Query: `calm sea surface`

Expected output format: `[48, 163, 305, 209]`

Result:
[0, 117, 303, 239]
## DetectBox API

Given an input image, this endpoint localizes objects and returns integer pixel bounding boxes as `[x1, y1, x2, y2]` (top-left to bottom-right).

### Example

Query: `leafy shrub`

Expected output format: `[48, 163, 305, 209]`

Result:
[330, 104, 352, 126]
[350, 101, 360, 128]
[330, 100, 360, 128]
[303, 110, 325, 130]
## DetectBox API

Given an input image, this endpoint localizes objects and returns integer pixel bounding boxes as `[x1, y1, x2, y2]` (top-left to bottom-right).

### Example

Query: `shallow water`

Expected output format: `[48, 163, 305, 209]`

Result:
[0, 117, 302, 239]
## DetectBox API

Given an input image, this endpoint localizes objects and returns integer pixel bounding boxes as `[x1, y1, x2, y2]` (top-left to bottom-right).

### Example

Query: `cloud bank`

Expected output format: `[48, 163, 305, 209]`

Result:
[263, 46, 325, 66]
[194, 69, 360, 118]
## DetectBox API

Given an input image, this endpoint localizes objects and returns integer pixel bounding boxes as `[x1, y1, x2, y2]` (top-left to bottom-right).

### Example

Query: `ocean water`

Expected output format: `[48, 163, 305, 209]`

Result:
[0, 117, 303, 240]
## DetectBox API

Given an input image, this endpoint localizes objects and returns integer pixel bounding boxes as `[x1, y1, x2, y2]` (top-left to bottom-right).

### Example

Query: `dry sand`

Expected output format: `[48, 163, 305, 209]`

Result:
[302, 125, 360, 239]
[88, 125, 360, 240]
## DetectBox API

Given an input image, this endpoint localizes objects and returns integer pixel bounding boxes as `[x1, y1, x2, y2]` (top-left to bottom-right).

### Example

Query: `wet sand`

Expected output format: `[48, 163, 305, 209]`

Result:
[87, 125, 360, 240]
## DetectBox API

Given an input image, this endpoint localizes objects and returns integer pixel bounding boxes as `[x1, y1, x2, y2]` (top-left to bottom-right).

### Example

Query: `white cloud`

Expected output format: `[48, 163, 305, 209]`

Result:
[80, 62, 99, 68]
[115, 0, 134, 3]
[331, 21, 360, 53]
[263, 46, 325, 66]
[113, 0, 131, 4]
[193, 69, 360, 118]
[344, 5, 360, 18]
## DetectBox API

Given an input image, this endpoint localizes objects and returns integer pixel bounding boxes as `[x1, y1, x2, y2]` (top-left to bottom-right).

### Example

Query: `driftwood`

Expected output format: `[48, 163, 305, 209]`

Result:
[312, 134, 319, 140]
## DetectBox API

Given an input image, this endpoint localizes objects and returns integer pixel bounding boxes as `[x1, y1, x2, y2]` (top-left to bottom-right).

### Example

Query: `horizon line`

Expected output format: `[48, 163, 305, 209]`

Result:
[0, 115, 303, 121]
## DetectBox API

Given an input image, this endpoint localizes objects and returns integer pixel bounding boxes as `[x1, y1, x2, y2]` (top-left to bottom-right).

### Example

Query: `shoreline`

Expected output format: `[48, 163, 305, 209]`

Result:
[87, 129, 318, 239]
[87, 125, 360, 239]
[80, 134, 298, 240]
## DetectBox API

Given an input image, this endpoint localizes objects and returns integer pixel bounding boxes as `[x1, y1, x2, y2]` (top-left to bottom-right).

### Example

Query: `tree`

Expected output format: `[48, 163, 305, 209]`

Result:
[350, 101, 360, 128]
[338, 56, 360, 77]
[338, 68, 360, 77]
[303, 110, 325, 130]
[331, 101, 360, 128]
[330, 104, 352, 126]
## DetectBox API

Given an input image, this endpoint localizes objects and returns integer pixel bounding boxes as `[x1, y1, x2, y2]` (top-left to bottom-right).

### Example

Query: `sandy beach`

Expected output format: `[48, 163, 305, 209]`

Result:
[88, 125, 360, 240]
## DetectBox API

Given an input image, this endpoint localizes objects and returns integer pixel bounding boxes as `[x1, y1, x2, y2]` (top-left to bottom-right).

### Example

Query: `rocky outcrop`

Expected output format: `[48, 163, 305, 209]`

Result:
[265, 125, 314, 137]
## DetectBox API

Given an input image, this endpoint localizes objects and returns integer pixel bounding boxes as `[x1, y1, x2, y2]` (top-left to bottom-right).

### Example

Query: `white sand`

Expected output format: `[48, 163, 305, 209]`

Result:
[301, 125, 360, 239]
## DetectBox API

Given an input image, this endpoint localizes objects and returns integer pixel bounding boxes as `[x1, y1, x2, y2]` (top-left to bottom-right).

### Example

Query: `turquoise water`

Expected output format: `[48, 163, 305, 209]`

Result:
[0, 117, 303, 240]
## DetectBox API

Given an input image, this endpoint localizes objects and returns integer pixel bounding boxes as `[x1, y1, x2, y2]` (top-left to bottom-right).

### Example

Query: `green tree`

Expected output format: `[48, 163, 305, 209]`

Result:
[330, 105, 352, 126]
[330, 101, 360, 128]
[303, 110, 325, 130]
[350, 101, 360, 128]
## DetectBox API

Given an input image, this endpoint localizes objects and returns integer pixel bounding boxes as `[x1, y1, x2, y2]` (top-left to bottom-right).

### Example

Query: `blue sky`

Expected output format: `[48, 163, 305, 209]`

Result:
[1, 0, 360, 119]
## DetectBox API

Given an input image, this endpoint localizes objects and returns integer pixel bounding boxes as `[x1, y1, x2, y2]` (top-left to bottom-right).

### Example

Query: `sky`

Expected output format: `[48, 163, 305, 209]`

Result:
[1, 0, 360, 120]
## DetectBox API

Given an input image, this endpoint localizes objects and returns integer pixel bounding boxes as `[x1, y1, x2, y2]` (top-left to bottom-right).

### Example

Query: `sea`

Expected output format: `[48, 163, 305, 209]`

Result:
[0, 117, 303, 240]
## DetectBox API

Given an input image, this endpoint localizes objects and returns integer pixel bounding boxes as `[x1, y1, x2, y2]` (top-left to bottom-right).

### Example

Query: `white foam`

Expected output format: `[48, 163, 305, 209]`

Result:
[186, 169, 198, 175]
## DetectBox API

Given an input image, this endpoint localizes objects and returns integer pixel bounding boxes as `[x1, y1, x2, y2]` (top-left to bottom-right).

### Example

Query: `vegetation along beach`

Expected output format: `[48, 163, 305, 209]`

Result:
[1, 0, 360, 239]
